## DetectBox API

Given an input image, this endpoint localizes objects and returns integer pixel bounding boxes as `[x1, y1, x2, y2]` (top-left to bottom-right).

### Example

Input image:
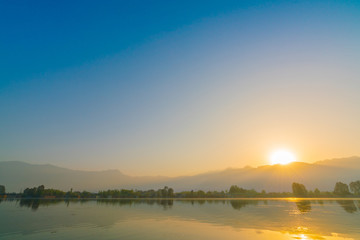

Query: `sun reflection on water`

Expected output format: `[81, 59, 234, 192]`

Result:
[297, 234, 308, 240]
[287, 227, 353, 240]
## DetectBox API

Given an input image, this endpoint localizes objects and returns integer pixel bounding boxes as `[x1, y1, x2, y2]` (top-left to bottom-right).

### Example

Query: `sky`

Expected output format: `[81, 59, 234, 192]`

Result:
[1, 0, 360, 176]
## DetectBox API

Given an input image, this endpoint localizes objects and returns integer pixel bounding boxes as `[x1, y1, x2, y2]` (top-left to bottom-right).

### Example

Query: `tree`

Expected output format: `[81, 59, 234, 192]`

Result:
[197, 190, 206, 198]
[161, 186, 169, 198]
[229, 185, 246, 196]
[0, 185, 5, 195]
[168, 188, 174, 198]
[333, 182, 350, 196]
[292, 182, 308, 197]
[349, 181, 360, 196]
[36, 185, 45, 197]
[314, 188, 320, 196]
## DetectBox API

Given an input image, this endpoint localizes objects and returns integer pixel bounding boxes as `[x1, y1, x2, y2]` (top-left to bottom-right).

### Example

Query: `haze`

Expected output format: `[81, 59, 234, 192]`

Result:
[1, 1, 360, 176]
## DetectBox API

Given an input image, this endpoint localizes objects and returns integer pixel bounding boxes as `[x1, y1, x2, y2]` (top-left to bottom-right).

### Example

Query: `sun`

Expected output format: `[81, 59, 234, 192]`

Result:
[269, 149, 296, 165]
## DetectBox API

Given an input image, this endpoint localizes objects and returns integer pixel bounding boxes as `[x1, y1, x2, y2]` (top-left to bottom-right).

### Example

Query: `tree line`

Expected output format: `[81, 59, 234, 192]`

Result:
[0, 185, 5, 195]
[1, 180, 360, 199]
[292, 180, 360, 197]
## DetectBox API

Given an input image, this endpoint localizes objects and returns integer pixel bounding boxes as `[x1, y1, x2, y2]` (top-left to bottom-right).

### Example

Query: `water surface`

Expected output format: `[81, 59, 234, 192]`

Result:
[1, 198, 359, 239]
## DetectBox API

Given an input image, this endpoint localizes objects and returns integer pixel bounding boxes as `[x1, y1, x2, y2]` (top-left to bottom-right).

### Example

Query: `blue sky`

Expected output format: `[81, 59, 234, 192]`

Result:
[1, 0, 360, 175]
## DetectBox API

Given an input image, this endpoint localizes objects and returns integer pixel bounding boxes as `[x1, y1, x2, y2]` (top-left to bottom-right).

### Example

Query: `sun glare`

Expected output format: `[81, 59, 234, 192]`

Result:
[269, 149, 296, 165]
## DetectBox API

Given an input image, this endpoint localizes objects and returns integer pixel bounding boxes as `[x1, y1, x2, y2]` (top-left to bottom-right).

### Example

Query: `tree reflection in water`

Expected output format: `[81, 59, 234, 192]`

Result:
[19, 199, 64, 211]
[295, 200, 312, 213]
[229, 200, 259, 210]
[14, 199, 262, 211]
[16, 199, 176, 211]
[9, 198, 360, 215]
[336, 200, 358, 213]
[97, 199, 174, 210]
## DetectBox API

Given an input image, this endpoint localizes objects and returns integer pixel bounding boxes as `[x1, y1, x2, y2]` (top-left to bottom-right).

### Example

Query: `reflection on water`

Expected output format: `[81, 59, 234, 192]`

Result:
[230, 199, 260, 210]
[336, 200, 358, 213]
[16, 198, 175, 211]
[97, 198, 174, 210]
[12, 198, 360, 215]
[0, 198, 359, 240]
[18, 199, 63, 210]
[295, 200, 312, 213]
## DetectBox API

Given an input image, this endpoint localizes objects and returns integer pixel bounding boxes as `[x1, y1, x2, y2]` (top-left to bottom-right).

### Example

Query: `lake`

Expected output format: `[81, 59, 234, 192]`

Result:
[0, 198, 359, 239]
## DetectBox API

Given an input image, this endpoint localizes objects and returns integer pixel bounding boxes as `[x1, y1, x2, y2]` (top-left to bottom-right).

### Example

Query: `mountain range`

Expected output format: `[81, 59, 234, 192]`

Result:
[1, 157, 360, 193]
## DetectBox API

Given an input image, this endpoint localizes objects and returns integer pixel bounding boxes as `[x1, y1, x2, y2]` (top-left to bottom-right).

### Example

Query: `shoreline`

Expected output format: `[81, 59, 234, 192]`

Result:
[2, 197, 360, 200]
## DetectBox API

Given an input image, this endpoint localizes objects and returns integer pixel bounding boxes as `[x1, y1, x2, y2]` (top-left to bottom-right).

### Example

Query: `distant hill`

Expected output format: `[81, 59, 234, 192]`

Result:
[315, 156, 360, 169]
[0, 161, 169, 192]
[1, 157, 360, 192]
[152, 159, 360, 192]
